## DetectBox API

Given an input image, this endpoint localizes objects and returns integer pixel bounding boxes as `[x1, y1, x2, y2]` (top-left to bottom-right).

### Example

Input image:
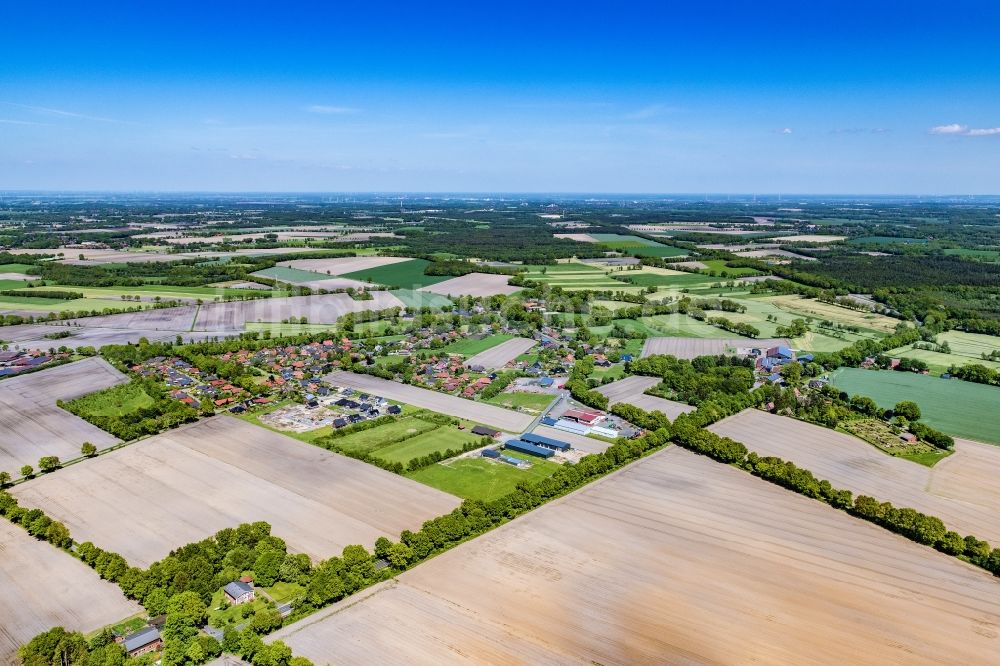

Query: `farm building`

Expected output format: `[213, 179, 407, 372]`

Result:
[539, 416, 558, 426]
[553, 419, 591, 435]
[521, 432, 570, 451]
[590, 426, 620, 439]
[224, 581, 255, 605]
[562, 408, 603, 425]
[482, 448, 501, 459]
[122, 627, 162, 658]
[472, 425, 501, 438]
[505, 439, 555, 459]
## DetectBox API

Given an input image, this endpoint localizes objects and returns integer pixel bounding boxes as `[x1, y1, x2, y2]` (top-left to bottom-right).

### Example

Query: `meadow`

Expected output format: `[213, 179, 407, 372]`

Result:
[483, 391, 554, 412]
[406, 450, 561, 501]
[388, 288, 453, 309]
[887, 330, 1000, 374]
[434, 333, 515, 356]
[829, 368, 1000, 444]
[340, 258, 449, 288]
[588, 233, 689, 257]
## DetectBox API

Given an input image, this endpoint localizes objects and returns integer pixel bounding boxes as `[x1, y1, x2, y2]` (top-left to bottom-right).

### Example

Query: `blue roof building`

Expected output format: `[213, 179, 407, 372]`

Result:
[540, 416, 558, 426]
[504, 439, 555, 458]
[538, 377, 554, 387]
[521, 432, 570, 451]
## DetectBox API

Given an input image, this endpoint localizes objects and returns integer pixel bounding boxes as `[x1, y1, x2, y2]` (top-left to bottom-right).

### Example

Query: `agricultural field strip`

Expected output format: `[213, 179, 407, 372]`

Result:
[595, 376, 695, 419]
[279, 256, 411, 275]
[417, 273, 521, 297]
[709, 409, 1000, 545]
[271, 447, 1000, 665]
[12, 416, 460, 568]
[0, 520, 142, 665]
[0, 358, 126, 473]
[641, 336, 791, 359]
[464, 337, 538, 369]
[325, 371, 533, 432]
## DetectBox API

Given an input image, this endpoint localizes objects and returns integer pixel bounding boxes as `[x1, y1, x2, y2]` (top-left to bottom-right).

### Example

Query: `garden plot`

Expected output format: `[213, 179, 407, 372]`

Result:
[464, 337, 537, 369]
[641, 336, 790, 359]
[325, 371, 533, 432]
[12, 416, 460, 568]
[418, 273, 521, 297]
[708, 409, 1000, 545]
[0, 521, 142, 664]
[279, 256, 412, 275]
[271, 447, 1000, 665]
[0, 357, 125, 474]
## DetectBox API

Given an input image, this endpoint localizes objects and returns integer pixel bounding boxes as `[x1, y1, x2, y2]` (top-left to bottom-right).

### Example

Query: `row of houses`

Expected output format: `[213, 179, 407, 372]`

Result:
[0, 349, 61, 376]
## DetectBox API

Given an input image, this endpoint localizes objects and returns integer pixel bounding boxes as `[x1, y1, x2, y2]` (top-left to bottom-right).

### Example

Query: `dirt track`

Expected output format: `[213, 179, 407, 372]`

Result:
[325, 371, 533, 431]
[709, 409, 1000, 544]
[271, 447, 1000, 665]
[12, 416, 460, 567]
[0, 520, 140, 664]
[0, 358, 126, 473]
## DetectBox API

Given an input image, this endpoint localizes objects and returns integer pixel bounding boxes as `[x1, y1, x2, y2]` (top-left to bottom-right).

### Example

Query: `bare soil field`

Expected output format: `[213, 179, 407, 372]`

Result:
[0, 358, 125, 473]
[0, 521, 142, 664]
[271, 447, 1000, 665]
[55, 305, 199, 331]
[595, 375, 660, 403]
[279, 256, 411, 275]
[418, 273, 521, 297]
[641, 336, 791, 359]
[13, 417, 459, 568]
[193, 293, 403, 330]
[628, 394, 695, 419]
[672, 260, 709, 269]
[325, 371, 533, 432]
[709, 409, 1000, 544]
[929, 438, 1000, 515]
[8, 326, 181, 350]
[464, 337, 537, 369]
[775, 235, 847, 243]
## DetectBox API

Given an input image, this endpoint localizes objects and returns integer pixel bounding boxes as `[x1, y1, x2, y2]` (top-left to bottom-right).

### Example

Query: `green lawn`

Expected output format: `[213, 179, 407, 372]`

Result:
[0, 263, 36, 273]
[341, 258, 449, 288]
[848, 236, 928, 245]
[942, 248, 1000, 262]
[829, 368, 1000, 445]
[0, 279, 30, 290]
[617, 271, 718, 288]
[207, 589, 269, 629]
[262, 581, 303, 604]
[389, 288, 454, 309]
[484, 391, 555, 412]
[407, 451, 562, 501]
[588, 234, 688, 257]
[375, 426, 482, 464]
[333, 416, 441, 455]
[637, 313, 737, 338]
[244, 322, 340, 336]
[699, 259, 763, 277]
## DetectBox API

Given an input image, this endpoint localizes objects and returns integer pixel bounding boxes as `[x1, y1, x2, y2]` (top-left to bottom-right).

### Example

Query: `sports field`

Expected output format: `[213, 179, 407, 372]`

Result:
[340, 258, 449, 288]
[271, 447, 1000, 665]
[12, 417, 460, 567]
[0, 520, 142, 664]
[0, 358, 126, 475]
[709, 409, 1000, 544]
[830, 368, 1000, 444]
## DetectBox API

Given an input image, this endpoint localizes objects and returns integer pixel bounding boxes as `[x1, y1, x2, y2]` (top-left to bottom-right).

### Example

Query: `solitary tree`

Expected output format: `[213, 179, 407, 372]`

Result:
[894, 400, 921, 422]
[20, 464, 34, 478]
[81, 442, 97, 457]
[0, 471, 11, 487]
[38, 456, 61, 473]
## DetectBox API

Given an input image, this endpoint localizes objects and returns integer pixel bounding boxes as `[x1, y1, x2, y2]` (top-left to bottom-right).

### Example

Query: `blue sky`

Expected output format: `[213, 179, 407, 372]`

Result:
[1, 1, 998, 193]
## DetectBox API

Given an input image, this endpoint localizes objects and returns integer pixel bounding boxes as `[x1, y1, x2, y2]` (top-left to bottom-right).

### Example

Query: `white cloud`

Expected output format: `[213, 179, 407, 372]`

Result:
[929, 123, 968, 135]
[0, 101, 129, 124]
[929, 123, 1000, 136]
[304, 105, 358, 115]
[780, 127, 793, 134]
[624, 104, 675, 120]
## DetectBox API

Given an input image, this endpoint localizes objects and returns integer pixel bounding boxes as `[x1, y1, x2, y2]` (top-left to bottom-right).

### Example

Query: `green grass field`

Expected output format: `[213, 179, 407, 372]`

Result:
[435, 333, 515, 356]
[699, 259, 763, 276]
[588, 234, 688, 257]
[829, 368, 1000, 444]
[375, 426, 482, 464]
[0, 263, 36, 273]
[637, 313, 737, 338]
[389, 288, 454, 309]
[251, 265, 332, 284]
[341, 258, 449, 288]
[887, 331, 1000, 374]
[0, 295, 127, 312]
[615, 271, 718, 288]
[66, 382, 155, 419]
[0, 279, 30, 290]
[407, 450, 561, 501]
[49, 284, 280, 300]
[333, 416, 441, 455]
[484, 391, 554, 412]
[244, 322, 340, 336]
[848, 236, 928, 245]
[942, 248, 1000, 262]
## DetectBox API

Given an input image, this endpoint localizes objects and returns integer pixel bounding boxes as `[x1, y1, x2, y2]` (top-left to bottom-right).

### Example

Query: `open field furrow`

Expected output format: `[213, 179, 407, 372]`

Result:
[709, 409, 1000, 545]
[325, 371, 533, 432]
[272, 447, 1000, 665]
[12, 417, 460, 567]
[0, 521, 142, 664]
[0, 358, 126, 473]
